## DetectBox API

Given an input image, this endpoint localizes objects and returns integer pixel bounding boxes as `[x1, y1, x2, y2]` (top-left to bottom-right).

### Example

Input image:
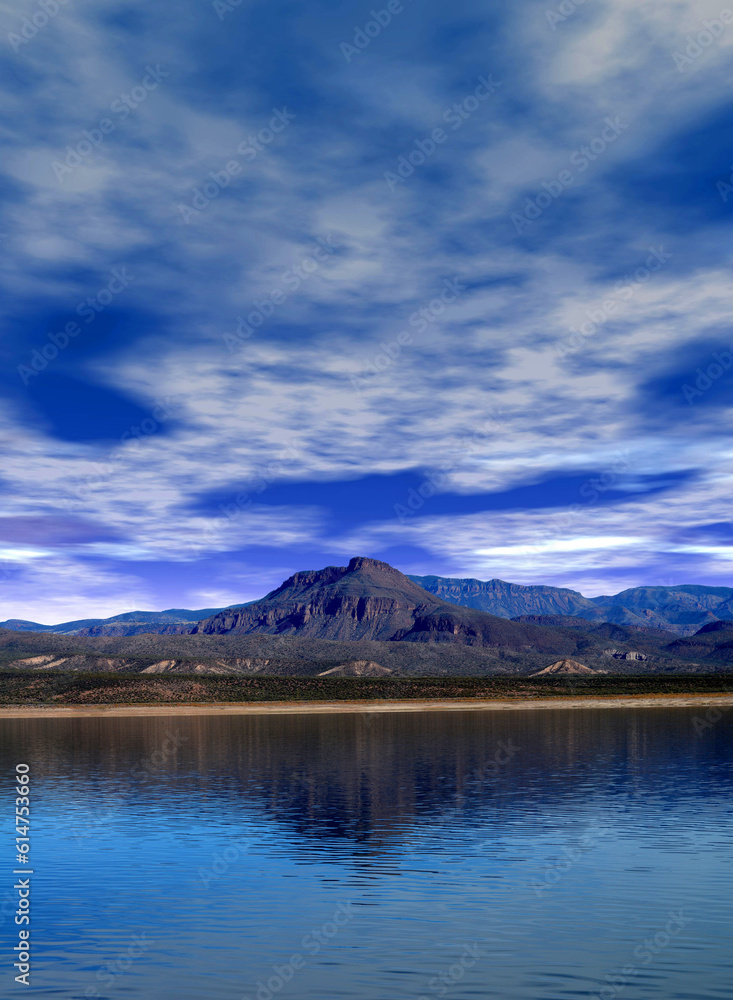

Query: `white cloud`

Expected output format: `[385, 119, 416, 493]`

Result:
[1, 0, 732, 614]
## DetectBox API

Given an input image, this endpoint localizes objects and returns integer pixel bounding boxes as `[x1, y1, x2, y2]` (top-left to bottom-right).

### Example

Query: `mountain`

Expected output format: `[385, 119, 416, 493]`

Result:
[410, 576, 733, 635]
[0, 620, 712, 676]
[0, 617, 103, 633]
[510, 614, 592, 628]
[192, 557, 586, 653]
[578, 622, 678, 647]
[1, 585, 732, 675]
[590, 585, 733, 614]
[0, 606, 240, 637]
[3, 561, 733, 657]
[0, 619, 53, 632]
[408, 576, 596, 617]
[664, 620, 733, 663]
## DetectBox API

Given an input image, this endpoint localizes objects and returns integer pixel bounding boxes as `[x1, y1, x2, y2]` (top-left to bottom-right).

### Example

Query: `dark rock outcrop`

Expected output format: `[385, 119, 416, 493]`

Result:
[192, 557, 581, 652]
[511, 614, 592, 628]
[664, 619, 733, 662]
[411, 577, 733, 636]
[410, 575, 596, 618]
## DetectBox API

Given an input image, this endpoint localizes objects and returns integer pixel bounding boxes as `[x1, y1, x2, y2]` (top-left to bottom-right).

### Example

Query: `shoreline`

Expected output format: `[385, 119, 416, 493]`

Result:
[1, 693, 732, 718]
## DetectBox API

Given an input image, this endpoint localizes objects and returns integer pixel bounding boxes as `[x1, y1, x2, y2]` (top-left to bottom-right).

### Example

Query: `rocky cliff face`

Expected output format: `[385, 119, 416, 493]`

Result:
[191, 557, 584, 652]
[511, 614, 591, 628]
[193, 557, 443, 641]
[411, 576, 733, 635]
[665, 619, 733, 662]
[409, 575, 596, 618]
[7, 575, 733, 640]
[74, 623, 192, 637]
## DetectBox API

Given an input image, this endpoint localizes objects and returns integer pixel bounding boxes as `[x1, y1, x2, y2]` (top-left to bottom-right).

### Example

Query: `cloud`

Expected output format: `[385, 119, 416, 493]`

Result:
[1, 0, 732, 614]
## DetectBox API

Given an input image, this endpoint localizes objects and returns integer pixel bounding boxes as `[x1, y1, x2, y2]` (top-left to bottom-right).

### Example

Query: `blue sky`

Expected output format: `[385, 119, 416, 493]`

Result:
[1, 0, 733, 621]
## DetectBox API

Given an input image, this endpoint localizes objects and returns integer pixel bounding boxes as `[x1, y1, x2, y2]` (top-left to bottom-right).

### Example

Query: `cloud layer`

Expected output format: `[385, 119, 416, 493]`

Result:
[1, 0, 732, 620]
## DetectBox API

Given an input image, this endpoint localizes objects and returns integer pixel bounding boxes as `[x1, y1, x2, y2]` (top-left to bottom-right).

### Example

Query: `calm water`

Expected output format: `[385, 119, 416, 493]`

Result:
[2, 707, 732, 999]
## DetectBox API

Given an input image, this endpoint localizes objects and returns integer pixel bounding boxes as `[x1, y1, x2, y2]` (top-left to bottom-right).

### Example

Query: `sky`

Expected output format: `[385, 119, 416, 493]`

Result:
[1, 0, 732, 622]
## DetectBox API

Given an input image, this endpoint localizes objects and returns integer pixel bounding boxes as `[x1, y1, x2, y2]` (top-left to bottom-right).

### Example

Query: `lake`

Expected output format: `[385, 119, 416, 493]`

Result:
[2, 706, 731, 999]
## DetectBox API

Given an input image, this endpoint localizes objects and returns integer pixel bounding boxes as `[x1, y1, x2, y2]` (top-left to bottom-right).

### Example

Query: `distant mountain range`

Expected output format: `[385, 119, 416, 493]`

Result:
[4, 566, 732, 638]
[0, 606, 239, 637]
[2, 557, 732, 674]
[409, 576, 733, 636]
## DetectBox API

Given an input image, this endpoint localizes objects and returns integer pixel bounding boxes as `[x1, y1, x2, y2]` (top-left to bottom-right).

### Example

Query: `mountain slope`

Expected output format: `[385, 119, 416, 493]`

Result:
[0, 606, 240, 637]
[1, 612, 731, 676]
[664, 620, 733, 663]
[408, 575, 596, 617]
[0, 617, 105, 633]
[4, 567, 733, 643]
[0, 619, 57, 632]
[194, 557, 440, 641]
[411, 576, 733, 635]
[192, 557, 586, 653]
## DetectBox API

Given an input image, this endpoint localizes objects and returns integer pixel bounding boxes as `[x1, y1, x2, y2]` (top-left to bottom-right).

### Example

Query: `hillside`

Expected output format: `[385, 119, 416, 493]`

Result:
[0, 606, 236, 637]
[411, 576, 733, 635]
[409, 575, 596, 617]
[0, 619, 730, 679]
[192, 557, 590, 654]
[5, 571, 733, 640]
[664, 620, 733, 663]
[1, 558, 733, 676]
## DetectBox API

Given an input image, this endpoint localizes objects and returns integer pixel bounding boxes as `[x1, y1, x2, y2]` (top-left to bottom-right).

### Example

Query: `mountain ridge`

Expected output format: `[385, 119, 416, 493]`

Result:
[3, 563, 733, 638]
[2, 554, 732, 673]
[409, 575, 733, 635]
[191, 556, 584, 652]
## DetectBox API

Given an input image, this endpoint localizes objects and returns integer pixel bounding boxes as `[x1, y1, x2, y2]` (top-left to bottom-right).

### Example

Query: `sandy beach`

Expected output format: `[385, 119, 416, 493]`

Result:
[1, 693, 732, 719]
